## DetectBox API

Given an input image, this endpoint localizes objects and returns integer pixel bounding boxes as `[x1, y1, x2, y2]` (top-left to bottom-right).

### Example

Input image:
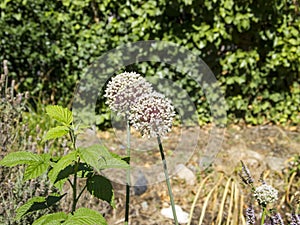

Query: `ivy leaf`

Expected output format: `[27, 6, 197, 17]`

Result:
[32, 212, 68, 225]
[48, 151, 77, 185]
[46, 105, 73, 125]
[43, 126, 69, 142]
[16, 194, 66, 221]
[87, 175, 114, 207]
[24, 154, 51, 181]
[78, 144, 129, 171]
[0, 151, 42, 167]
[63, 208, 107, 225]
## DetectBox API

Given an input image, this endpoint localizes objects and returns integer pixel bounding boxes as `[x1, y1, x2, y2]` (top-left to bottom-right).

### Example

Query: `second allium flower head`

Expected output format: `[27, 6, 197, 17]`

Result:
[253, 184, 278, 207]
[104, 71, 175, 138]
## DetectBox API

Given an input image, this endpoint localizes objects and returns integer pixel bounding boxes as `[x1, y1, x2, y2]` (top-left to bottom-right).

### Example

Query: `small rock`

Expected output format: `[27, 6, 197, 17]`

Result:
[265, 156, 285, 171]
[141, 201, 148, 211]
[161, 205, 189, 224]
[175, 164, 196, 185]
[133, 171, 148, 195]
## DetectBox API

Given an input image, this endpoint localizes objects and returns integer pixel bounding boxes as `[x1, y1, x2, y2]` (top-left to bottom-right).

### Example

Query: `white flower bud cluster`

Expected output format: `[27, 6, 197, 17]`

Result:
[104, 71, 175, 137]
[104, 71, 153, 113]
[253, 184, 278, 206]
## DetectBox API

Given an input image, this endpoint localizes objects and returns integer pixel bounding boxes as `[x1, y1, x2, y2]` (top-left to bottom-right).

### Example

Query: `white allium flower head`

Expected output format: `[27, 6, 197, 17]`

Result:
[253, 184, 278, 206]
[130, 92, 176, 138]
[104, 71, 153, 114]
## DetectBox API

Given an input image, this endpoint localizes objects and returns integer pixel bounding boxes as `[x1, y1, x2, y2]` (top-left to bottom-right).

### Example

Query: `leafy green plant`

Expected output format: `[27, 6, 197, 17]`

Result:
[0, 105, 129, 224]
[0, 60, 62, 224]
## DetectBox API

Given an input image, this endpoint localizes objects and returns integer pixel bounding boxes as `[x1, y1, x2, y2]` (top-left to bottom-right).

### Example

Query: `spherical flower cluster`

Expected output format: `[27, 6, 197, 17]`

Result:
[104, 72, 153, 114]
[253, 184, 278, 206]
[105, 71, 176, 137]
[130, 92, 175, 138]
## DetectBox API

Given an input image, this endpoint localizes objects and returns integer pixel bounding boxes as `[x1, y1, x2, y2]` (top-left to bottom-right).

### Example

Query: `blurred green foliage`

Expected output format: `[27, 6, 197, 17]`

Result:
[0, 0, 299, 125]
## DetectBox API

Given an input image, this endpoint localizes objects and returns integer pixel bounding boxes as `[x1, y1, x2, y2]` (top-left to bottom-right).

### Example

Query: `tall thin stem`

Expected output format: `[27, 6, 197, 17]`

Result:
[70, 128, 79, 214]
[261, 206, 267, 225]
[157, 135, 178, 225]
[125, 118, 131, 225]
[71, 160, 78, 214]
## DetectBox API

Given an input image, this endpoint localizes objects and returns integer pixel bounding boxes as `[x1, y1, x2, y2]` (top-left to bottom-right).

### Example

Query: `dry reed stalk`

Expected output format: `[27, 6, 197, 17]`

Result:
[211, 178, 220, 218]
[231, 181, 239, 225]
[187, 174, 212, 225]
[239, 193, 246, 225]
[225, 181, 235, 225]
[287, 171, 297, 204]
[198, 174, 223, 225]
[216, 177, 232, 225]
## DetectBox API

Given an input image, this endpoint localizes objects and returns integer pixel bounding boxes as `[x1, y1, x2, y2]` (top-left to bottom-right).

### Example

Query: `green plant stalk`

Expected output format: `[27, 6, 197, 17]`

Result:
[76, 184, 87, 203]
[261, 206, 267, 225]
[70, 128, 79, 214]
[125, 118, 131, 225]
[157, 135, 178, 225]
[72, 161, 78, 214]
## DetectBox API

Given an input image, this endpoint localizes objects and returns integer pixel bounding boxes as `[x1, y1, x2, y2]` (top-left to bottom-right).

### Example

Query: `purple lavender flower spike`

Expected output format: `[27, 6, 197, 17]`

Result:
[240, 160, 254, 185]
[290, 213, 300, 225]
[270, 212, 284, 225]
[246, 205, 256, 225]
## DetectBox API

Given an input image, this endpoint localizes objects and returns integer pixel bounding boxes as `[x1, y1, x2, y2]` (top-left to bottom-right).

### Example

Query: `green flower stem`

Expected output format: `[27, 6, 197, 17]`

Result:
[125, 118, 131, 225]
[157, 135, 178, 225]
[261, 206, 267, 225]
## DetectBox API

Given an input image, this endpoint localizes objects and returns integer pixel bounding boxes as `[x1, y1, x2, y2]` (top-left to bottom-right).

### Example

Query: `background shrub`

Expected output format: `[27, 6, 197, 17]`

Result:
[0, 0, 299, 125]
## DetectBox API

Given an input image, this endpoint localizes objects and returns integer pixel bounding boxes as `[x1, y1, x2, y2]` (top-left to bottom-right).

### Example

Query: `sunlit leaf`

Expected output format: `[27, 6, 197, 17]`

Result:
[63, 208, 107, 225]
[46, 105, 73, 125]
[48, 151, 77, 184]
[43, 126, 69, 142]
[24, 154, 51, 180]
[0, 151, 42, 167]
[32, 212, 67, 225]
[78, 144, 129, 171]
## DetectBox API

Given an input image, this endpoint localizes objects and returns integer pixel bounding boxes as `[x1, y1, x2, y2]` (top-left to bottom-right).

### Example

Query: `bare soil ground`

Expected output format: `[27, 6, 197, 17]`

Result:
[74, 124, 300, 225]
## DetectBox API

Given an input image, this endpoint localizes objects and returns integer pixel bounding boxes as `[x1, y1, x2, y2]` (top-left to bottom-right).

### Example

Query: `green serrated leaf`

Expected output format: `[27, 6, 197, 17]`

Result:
[45, 194, 67, 206]
[63, 208, 107, 225]
[32, 212, 68, 225]
[43, 126, 69, 142]
[24, 154, 51, 180]
[16, 195, 66, 221]
[99, 157, 129, 170]
[87, 175, 114, 206]
[0, 151, 42, 167]
[46, 105, 73, 125]
[55, 162, 93, 183]
[16, 197, 45, 221]
[78, 145, 129, 171]
[48, 151, 77, 184]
